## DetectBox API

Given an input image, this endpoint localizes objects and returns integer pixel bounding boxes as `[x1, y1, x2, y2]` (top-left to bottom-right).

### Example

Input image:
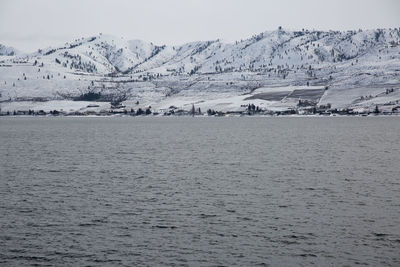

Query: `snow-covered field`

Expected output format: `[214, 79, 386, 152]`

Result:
[1, 28, 400, 114]
[1, 100, 110, 113]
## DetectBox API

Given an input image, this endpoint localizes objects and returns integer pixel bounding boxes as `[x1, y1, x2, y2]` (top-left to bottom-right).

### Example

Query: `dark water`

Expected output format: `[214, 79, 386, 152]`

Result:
[1, 117, 399, 266]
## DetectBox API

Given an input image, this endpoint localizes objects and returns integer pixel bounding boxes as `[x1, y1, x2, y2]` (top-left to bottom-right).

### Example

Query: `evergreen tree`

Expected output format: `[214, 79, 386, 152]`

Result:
[191, 104, 195, 117]
[136, 108, 143, 115]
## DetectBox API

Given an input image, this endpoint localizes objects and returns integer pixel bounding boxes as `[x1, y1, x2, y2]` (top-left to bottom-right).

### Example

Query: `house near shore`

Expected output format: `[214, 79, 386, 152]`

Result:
[16, 110, 29, 115]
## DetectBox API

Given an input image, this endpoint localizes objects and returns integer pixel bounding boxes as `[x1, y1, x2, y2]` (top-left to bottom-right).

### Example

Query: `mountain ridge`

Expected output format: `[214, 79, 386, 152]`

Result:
[1, 27, 400, 114]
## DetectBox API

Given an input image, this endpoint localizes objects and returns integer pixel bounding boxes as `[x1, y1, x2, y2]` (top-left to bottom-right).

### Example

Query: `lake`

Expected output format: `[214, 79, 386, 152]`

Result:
[0, 117, 399, 266]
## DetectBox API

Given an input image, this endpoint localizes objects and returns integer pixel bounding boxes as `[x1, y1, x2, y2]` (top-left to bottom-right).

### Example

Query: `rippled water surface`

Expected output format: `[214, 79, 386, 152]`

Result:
[1, 117, 400, 266]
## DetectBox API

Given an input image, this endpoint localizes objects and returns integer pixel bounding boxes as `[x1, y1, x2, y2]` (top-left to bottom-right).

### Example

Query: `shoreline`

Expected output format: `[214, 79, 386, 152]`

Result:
[1, 113, 399, 118]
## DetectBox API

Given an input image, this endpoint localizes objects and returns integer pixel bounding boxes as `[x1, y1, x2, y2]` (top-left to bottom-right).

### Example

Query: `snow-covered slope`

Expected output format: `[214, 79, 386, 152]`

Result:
[1, 28, 400, 113]
[0, 44, 19, 56]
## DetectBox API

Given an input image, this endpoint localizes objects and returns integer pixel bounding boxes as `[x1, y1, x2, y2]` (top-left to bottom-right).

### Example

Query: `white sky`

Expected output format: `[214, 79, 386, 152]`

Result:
[0, 0, 399, 52]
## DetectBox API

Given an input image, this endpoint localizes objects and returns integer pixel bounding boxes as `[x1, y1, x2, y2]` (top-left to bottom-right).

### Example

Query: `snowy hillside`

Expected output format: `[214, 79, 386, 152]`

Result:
[1, 28, 400, 114]
[0, 44, 19, 56]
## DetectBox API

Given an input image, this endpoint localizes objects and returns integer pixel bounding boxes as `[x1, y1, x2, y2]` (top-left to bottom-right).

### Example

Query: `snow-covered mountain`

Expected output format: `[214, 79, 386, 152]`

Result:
[0, 44, 19, 56]
[1, 28, 400, 114]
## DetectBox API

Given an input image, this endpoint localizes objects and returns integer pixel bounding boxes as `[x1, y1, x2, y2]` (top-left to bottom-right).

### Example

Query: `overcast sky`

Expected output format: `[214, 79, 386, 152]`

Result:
[0, 0, 399, 52]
